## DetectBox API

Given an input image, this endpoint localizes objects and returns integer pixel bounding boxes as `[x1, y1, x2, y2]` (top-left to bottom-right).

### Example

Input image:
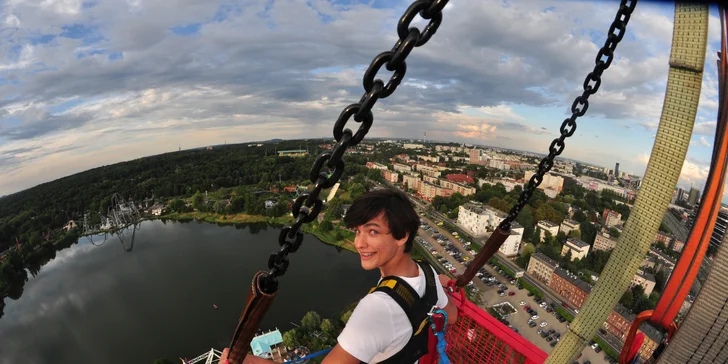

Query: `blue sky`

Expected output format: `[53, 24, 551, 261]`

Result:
[0, 0, 725, 202]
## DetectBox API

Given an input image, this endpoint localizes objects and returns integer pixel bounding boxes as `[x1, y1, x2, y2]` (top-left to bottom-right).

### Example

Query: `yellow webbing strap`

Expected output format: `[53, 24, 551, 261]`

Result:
[546, 3, 709, 363]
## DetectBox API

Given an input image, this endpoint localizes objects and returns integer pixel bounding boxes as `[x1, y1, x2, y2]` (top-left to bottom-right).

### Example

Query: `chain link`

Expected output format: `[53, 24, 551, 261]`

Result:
[499, 0, 637, 230]
[261, 0, 450, 293]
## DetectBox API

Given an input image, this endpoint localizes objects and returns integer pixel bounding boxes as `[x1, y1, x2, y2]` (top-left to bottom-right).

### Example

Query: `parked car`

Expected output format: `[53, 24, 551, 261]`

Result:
[519, 301, 526, 306]
[508, 292, 515, 296]
[540, 322, 548, 327]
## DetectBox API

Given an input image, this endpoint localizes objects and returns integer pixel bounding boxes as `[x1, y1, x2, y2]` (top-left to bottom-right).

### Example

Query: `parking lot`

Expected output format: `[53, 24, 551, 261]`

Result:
[416, 216, 613, 364]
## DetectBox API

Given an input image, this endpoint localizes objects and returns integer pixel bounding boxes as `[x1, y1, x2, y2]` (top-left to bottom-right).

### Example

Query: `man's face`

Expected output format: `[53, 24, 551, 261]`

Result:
[352, 212, 408, 271]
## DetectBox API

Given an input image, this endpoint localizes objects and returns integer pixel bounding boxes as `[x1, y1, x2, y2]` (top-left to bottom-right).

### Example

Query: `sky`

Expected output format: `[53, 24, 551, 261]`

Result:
[0, 0, 725, 202]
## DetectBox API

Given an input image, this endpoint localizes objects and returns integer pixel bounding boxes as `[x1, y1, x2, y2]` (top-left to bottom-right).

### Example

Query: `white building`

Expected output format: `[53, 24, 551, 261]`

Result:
[525, 171, 564, 193]
[537, 220, 560, 243]
[457, 202, 507, 237]
[392, 163, 412, 173]
[631, 270, 657, 296]
[594, 233, 617, 251]
[500, 222, 525, 257]
[560, 219, 580, 235]
[561, 238, 591, 261]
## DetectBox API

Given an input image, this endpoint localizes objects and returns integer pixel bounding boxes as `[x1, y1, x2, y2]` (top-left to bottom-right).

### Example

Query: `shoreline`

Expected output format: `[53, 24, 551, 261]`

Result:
[153, 212, 358, 254]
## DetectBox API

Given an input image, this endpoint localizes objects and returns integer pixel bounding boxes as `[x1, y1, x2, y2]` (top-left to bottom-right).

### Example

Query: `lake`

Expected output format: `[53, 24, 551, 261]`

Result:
[0, 219, 378, 364]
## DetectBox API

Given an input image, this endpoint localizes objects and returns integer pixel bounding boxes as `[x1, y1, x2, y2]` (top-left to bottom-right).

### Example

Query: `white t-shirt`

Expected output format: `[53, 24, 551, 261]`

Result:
[337, 264, 449, 363]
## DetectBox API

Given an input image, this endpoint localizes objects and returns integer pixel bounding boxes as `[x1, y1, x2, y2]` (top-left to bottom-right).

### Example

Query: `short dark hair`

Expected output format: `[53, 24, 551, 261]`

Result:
[343, 187, 420, 253]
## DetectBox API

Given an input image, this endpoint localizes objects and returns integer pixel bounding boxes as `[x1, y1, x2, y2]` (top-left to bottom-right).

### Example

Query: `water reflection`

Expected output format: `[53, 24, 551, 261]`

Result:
[0, 219, 376, 364]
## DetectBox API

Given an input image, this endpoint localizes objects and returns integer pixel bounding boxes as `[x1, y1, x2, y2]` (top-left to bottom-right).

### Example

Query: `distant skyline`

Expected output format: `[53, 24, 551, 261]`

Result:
[0, 0, 725, 203]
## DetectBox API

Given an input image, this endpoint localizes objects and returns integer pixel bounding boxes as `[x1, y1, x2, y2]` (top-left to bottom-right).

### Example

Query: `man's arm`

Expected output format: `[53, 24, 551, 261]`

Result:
[438, 274, 459, 325]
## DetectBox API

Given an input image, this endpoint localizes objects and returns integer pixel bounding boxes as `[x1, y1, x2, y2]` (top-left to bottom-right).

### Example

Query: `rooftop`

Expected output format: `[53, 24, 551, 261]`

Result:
[250, 329, 283, 356]
[566, 237, 590, 249]
[636, 271, 656, 282]
[562, 219, 580, 226]
[613, 303, 637, 321]
[554, 267, 592, 294]
[532, 252, 559, 268]
[640, 322, 665, 343]
[537, 220, 559, 228]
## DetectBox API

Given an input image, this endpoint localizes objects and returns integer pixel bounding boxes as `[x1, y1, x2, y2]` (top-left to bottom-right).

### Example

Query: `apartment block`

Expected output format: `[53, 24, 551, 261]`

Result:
[561, 238, 590, 261]
[527, 252, 559, 285]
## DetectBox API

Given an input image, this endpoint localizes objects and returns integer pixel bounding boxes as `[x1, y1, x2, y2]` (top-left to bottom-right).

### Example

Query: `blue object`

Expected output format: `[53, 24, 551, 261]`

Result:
[430, 308, 451, 364]
[250, 329, 283, 357]
[283, 347, 333, 363]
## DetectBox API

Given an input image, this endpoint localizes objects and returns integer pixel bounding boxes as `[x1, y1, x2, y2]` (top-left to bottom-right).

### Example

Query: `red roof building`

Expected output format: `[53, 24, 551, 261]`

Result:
[446, 174, 474, 184]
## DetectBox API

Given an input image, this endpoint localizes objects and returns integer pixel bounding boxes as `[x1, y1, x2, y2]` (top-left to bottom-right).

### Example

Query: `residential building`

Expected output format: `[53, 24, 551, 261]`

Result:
[710, 206, 728, 248]
[469, 148, 485, 165]
[550, 267, 592, 309]
[670, 239, 685, 253]
[418, 155, 439, 163]
[500, 222, 524, 257]
[537, 220, 560, 243]
[527, 253, 559, 285]
[631, 270, 657, 295]
[561, 238, 590, 261]
[525, 171, 564, 193]
[638, 322, 664, 362]
[605, 304, 635, 340]
[402, 174, 421, 192]
[392, 163, 412, 173]
[366, 162, 388, 170]
[416, 164, 441, 177]
[403, 143, 424, 149]
[647, 248, 676, 275]
[381, 169, 399, 184]
[560, 219, 580, 235]
[446, 174, 474, 184]
[440, 179, 476, 196]
[603, 208, 623, 227]
[594, 233, 617, 251]
[419, 181, 453, 201]
[423, 175, 439, 184]
[457, 202, 506, 237]
[655, 231, 673, 246]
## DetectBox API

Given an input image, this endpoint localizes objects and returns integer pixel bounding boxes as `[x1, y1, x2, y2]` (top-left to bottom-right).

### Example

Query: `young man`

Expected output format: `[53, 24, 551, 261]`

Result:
[228, 188, 458, 364]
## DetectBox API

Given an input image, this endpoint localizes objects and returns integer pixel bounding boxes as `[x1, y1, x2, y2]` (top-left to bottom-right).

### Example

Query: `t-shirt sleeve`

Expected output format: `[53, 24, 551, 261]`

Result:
[337, 293, 399, 362]
[432, 267, 449, 309]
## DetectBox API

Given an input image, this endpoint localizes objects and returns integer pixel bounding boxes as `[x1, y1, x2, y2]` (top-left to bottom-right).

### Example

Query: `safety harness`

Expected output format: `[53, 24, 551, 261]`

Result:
[360, 259, 439, 364]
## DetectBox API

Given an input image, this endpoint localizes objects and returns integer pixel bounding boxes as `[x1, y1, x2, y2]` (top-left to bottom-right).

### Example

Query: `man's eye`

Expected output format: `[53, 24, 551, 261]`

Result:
[370, 230, 378, 235]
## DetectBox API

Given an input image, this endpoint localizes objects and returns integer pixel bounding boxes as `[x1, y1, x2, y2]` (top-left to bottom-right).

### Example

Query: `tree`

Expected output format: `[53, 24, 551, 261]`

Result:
[321, 318, 334, 335]
[341, 310, 353, 324]
[532, 227, 542, 245]
[620, 289, 634, 308]
[319, 219, 333, 232]
[564, 249, 572, 262]
[567, 229, 582, 240]
[580, 222, 597, 245]
[521, 243, 536, 257]
[192, 190, 205, 211]
[301, 311, 322, 332]
[348, 183, 366, 200]
[282, 329, 300, 348]
[608, 227, 620, 239]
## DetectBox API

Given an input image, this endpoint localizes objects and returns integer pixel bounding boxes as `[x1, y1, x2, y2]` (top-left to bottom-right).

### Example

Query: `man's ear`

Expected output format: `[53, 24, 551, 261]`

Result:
[396, 232, 410, 248]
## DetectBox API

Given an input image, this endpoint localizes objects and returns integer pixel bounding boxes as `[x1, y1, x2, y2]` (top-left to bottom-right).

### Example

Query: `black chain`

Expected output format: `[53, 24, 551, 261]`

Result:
[499, 0, 637, 231]
[261, 0, 450, 293]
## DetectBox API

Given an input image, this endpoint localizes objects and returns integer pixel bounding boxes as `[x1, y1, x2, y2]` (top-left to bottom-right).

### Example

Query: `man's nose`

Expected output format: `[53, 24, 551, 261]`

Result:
[354, 234, 367, 249]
